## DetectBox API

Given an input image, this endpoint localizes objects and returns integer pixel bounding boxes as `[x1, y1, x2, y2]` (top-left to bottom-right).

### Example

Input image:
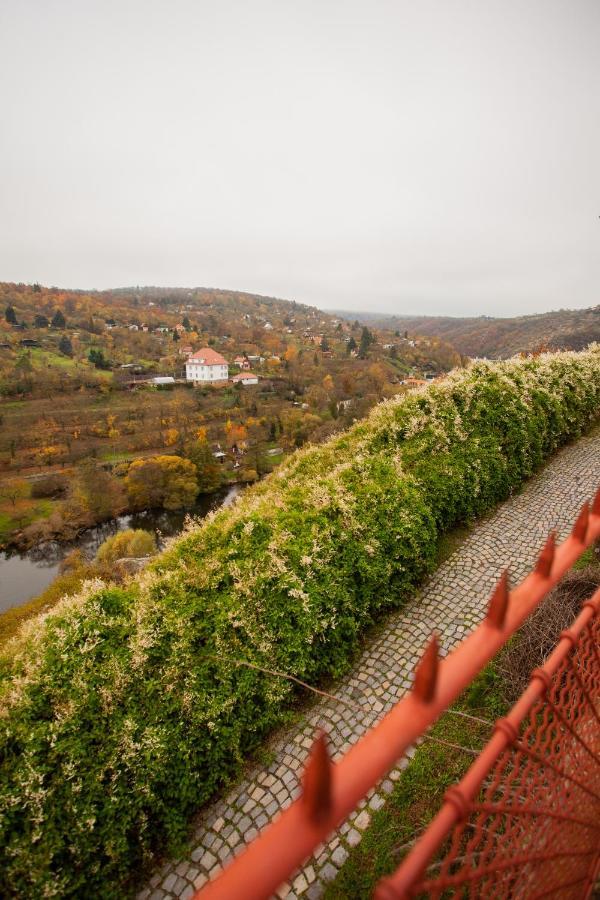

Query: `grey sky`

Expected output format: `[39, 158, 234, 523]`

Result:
[1, 0, 598, 316]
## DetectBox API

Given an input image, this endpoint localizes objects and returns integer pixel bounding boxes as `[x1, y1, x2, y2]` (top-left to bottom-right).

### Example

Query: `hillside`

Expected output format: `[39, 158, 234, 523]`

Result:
[0, 282, 460, 548]
[342, 305, 600, 358]
[1, 348, 599, 897]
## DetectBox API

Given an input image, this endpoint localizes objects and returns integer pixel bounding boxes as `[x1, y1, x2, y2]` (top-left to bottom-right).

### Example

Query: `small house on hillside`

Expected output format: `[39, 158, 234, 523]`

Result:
[234, 355, 251, 369]
[231, 373, 259, 386]
[401, 377, 428, 388]
[186, 348, 229, 384]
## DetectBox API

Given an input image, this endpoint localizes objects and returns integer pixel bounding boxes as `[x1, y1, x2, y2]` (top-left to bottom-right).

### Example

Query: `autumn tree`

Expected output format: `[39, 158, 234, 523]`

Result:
[284, 344, 298, 363]
[126, 455, 199, 510]
[368, 362, 387, 395]
[224, 420, 248, 451]
[322, 374, 334, 396]
[184, 438, 223, 493]
[65, 459, 126, 524]
[0, 478, 29, 508]
[34, 314, 49, 328]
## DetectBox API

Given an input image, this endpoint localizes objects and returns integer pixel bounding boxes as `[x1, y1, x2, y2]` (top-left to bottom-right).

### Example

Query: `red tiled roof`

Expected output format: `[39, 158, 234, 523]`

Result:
[231, 373, 259, 382]
[188, 348, 228, 365]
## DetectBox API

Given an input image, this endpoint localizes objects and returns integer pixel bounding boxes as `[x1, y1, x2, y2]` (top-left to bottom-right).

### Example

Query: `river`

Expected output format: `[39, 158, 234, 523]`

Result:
[0, 484, 242, 613]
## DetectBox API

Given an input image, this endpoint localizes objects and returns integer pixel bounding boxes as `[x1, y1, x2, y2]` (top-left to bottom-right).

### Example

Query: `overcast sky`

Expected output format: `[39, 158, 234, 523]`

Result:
[1, 1, 598, 316]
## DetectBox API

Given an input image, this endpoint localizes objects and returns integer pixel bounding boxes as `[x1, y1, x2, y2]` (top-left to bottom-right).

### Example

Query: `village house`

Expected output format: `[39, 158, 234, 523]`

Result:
[401, 377, 428, 388]
[179, 344, 193, 357]
[231, 372, 259, 386]
[185, 347, 229, 384]
[234, 355, 251, 369]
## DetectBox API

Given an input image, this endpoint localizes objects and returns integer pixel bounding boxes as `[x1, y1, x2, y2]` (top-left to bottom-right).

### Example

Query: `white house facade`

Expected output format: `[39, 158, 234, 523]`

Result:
[185, 348, 229, 384]
[231, 373, 259, 385]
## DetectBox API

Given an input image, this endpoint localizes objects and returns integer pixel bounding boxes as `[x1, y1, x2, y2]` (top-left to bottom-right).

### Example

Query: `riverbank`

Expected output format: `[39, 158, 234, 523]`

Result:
[0, 484, 242, 641]
[1, 474, 247, 553]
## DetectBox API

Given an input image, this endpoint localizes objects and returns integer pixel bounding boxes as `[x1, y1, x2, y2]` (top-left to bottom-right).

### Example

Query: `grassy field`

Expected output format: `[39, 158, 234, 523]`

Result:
[0, 495, 56, 543]
[29, 348, 82, 370]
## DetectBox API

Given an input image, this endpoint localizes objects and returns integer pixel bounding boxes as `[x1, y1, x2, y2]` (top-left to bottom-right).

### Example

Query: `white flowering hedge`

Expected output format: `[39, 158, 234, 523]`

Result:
[1, 349, 599, 897]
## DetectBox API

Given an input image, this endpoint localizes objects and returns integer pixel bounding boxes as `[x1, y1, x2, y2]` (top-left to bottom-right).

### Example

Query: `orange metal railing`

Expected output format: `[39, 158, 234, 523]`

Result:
[376, 583, 600, 899]
[196, 490, 600, 900]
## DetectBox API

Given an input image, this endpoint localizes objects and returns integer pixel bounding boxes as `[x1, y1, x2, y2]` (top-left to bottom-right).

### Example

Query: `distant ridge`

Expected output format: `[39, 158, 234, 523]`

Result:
[333, 305, 600, 358]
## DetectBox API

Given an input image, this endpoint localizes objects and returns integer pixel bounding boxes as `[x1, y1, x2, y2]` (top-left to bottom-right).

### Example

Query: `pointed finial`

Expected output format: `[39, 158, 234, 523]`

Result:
[413, 635, 439, 702]
[486, 570, 510, 628]
[535, 532, 556, 578]
[572, 502, 589, 543]
[302, 731, 332, 825]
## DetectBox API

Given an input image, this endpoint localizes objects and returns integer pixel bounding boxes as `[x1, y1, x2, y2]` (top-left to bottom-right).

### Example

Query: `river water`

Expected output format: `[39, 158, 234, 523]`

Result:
[0, 484, 242, 613]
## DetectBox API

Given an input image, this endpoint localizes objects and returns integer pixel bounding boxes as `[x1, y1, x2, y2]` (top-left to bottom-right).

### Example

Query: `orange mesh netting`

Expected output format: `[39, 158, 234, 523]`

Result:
[378, 586, 600, 899]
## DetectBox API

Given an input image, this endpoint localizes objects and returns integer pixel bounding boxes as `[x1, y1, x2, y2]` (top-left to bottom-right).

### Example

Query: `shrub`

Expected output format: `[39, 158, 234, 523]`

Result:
[30, 474, 68, 499]
[0, 350, 599, 897]
[96, 529, 157, 564]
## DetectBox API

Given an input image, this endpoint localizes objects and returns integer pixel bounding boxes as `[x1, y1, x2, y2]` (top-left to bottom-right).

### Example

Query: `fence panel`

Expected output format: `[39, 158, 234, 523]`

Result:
[377, 588, 600, 898]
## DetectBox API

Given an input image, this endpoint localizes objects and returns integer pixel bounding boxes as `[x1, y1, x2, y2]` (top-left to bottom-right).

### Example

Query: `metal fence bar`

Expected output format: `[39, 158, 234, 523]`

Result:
[196, 490, 600, 900]
[376, 583, 600, 899]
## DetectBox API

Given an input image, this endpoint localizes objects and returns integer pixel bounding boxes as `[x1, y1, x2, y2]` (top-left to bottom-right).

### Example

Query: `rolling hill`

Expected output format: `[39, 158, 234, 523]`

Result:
[341, 305, 600, 358]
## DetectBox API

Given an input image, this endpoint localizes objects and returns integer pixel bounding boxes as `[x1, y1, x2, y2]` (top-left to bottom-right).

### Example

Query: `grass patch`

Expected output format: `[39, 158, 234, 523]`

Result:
[29, 348, 80, 370]
[0, 497, 56, 543]
[572, 545, 597, 570]
[324, 667, 507, 898]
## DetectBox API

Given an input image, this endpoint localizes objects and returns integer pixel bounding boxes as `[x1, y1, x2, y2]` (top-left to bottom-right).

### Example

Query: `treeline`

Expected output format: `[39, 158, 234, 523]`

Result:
[0, 348, 599, 896]
[8, 446, 223, 548]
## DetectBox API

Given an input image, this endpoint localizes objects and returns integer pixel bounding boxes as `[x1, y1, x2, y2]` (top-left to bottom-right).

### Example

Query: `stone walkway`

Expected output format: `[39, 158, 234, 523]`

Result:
[139, 428, 600, 900]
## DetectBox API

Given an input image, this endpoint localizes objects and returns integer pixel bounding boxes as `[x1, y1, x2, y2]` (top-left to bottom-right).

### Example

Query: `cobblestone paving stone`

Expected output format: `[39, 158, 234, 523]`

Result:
[138, 428, 600, 900]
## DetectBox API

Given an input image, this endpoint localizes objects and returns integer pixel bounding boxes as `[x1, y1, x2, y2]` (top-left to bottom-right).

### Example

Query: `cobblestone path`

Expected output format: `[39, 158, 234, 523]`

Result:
[139, 428, 600, 900]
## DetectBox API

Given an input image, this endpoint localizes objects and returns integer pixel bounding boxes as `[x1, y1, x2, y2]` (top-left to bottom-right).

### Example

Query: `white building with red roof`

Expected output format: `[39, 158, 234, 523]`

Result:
[185, 348, 229, 384]
[231, 372, 259, 385]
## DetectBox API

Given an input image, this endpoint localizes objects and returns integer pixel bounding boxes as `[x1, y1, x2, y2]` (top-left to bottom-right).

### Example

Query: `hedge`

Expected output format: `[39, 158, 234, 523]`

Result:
[1, 349, 599, 897]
